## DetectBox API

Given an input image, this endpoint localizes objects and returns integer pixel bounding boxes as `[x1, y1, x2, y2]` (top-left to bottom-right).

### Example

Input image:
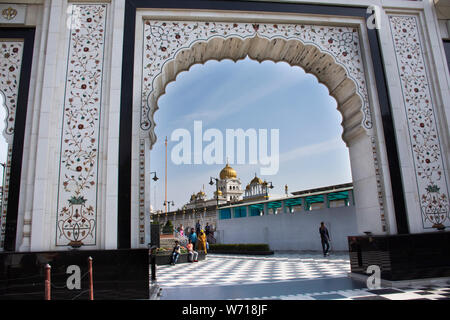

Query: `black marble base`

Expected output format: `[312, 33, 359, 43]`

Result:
[0, 249, 149, 300]
[348, 232, 450, 281]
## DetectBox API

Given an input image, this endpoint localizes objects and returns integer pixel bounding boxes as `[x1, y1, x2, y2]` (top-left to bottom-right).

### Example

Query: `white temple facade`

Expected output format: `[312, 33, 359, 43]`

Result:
[217, 164, 244, 203]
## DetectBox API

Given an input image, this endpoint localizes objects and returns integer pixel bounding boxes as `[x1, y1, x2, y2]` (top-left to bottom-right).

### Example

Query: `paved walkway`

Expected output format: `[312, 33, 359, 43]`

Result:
[156, 252, 450, 300]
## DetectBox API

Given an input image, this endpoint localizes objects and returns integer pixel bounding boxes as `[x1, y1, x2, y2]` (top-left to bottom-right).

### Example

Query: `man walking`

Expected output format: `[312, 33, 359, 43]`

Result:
[319, 222, 331, 257]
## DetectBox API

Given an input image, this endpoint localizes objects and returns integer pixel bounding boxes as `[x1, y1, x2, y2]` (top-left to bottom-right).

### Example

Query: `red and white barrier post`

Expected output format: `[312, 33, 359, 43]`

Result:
[88, 256, 94, 300]
[45, 264, 51, 300]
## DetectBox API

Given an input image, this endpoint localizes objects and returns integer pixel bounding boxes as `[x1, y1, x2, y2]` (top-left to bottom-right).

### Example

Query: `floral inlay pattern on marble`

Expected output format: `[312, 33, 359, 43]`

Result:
[141, 21, 372, 138]
[56, 4, 107, 246]
[0, 41, 23, 249]
[0, 41, 23, 141]
[389, 15, 449, 229]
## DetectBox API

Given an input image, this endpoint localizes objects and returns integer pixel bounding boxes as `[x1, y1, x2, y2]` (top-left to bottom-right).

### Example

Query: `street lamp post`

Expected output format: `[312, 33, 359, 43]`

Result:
[209, 177, 219, 208]
[150, 171, 159, 182]
[148, 171, 158, 247]
[0, 162, 5, 186]
[163, 200, 174, 213]
[264, 181, 274, 199]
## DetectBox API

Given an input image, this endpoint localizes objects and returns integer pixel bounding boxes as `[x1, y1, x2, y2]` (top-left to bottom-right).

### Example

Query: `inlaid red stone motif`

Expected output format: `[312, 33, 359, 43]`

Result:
[389, 15, 449, 229]
[57, 4, 107, 246]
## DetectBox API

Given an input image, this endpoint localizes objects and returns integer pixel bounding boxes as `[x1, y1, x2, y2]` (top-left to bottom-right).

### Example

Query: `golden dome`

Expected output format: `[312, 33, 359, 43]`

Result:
[220, 163, 237, 180]
[214, 190, 223, 196]
[250, 176, 263, 185]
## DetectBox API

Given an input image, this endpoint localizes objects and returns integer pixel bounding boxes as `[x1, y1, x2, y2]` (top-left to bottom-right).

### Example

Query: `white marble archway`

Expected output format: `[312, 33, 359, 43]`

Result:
[133, 17, 390, 246]
[141, 21, 372, 148]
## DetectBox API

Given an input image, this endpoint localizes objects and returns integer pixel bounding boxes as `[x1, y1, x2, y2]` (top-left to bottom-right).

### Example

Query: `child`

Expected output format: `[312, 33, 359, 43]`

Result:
[186, 239, 198, 262]
[170, 240, 181, 265]
[178, 224, 184, 237]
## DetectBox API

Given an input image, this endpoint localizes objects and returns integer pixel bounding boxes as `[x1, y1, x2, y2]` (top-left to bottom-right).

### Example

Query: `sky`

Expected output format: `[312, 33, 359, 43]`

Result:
[150, 56, 352, 212]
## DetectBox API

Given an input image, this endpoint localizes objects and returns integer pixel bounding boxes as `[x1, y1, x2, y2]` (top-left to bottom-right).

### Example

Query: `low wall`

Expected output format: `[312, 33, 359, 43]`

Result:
[348, 232, 450, 281]
[216, 206, 357, 251]
[0, 249, 149, 300]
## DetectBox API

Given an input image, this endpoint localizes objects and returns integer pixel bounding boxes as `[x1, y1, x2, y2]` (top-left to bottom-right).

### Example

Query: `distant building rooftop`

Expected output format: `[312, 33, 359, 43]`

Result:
[291, 183, 353, 196]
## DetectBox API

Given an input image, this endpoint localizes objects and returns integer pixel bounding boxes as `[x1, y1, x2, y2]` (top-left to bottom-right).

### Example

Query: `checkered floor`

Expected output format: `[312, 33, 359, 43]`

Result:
[240, 285, 450, 300]
[155, 253, 450, 300]
[156, 253, 351, 287]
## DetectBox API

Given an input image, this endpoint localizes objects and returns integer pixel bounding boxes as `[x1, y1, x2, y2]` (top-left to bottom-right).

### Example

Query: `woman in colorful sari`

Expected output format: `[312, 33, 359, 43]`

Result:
[197, 230, 207, 254]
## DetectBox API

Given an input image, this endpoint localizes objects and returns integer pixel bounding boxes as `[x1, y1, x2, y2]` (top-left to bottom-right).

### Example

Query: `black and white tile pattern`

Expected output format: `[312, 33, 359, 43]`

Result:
[238, 286, 450, 300]
[156, 253, 450, 300]
[156, 253, 350, 288]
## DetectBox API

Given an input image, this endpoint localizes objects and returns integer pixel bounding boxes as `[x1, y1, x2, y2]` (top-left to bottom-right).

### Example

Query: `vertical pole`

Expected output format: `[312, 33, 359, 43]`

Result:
[45, 264, 51, 300]
[88, 256, 94, 300]
[165, 136, 168, 215]
[215, 179, 219, 208]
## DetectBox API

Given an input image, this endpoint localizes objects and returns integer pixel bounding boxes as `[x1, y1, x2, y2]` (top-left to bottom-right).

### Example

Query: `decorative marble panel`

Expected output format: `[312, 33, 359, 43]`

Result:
[141, 21, 372, 137]
[56, 4, 107, 247]
[0, 41, 23, 142]
[389, 15, 449, 229]
[139, 139, 145, 245]
[0, 41, 23, 249]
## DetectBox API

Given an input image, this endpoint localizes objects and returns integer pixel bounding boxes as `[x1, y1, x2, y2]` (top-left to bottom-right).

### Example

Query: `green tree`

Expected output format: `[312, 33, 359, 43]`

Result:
[162, 220, 174, 234]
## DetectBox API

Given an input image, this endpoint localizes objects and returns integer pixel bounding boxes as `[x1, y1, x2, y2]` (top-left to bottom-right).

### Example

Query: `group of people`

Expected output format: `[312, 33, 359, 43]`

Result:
[170, 239, 199, 265]
[170, 221, 212, 265]
[170, 221, 332, 264]
[176, 221, 213, 240]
